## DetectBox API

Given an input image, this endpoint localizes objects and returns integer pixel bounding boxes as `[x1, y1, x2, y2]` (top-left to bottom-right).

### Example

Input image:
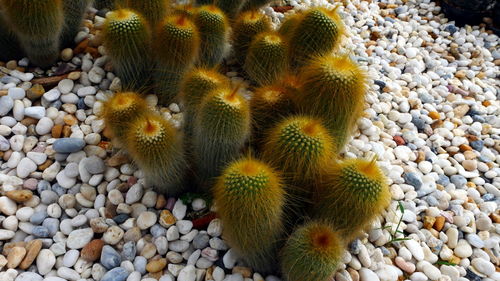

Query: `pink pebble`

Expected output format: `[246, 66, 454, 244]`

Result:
[395, 256, 415, 273]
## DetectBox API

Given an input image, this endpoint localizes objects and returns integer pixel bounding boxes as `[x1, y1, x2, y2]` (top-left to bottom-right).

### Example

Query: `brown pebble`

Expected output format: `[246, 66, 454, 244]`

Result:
[74, 39, 89, 54]
[7, 246, 26, 269]
[146, 258, 167, 273]
[51, 124, 63, 138]
[462, 160, 477, 171]
[347, 267, 360, 281]
[159, 210, 176, 228]
[433, 216, 445, 232]
[19, 239, 42, 270]
[423, 216, 436, 229]
[31, 74, 69, 88]
[459, 144, 472, 152]
[156, 194, 167, 209]
[81, 239, 104, 262]
[490, 213, 500, 224]
[62, 125, 72, 137]
[232, 266, 252, 278]
[26, 84, 45, 100]
[107, 154, 130, 167]
[6, 190, 33, 203]
[63, 115, 78, 126]
[393, 136, 405, 146]
[20, 117, 38, 127]
[428, 111, 440, 120]
[123, 227, 142, 242]
[453, 104, 470, 118]
[2, 242, 26, 256]
[38, 159, 53, 171]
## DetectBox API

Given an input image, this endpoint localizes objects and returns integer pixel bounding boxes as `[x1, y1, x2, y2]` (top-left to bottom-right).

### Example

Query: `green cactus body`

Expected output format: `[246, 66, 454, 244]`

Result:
[231, 10, 271, 65]
[125, 113, 187, 196]
[278, 13, 301, 38]
[296, 55, 368, 151]
[193, 5, 229, 67]
[2, 0, 64, 67]
[281, 221, 344, 281]
[288, 7, 344, 67]
[216, 0, 247, 19]
[61, 0, 92, 48]
[244, 32, 288, 85]
[128, 0, 168, 28]
[0, 12, 23, 61]
[313, 158, 391, 242]
[192, 87, 250, 185]
[180, 67, 230, 138]
[101, 92, 149, 147]
[241, 0, 273, 11]
[262, 116, 335, 185]
[154, 14, 200, 105]
[103, 9, 152, 91]
[250, 84, 294, 147]
[214, 157, 286, 273]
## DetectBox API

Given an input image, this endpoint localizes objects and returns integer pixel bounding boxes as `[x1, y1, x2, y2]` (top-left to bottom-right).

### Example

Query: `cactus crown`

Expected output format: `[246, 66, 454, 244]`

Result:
[106, 9, 144, 35]
[127, 114, 176, 154]
[223, 158, 279, 195]
[155, 14, 199, 61]
[305, 55, 367, 90]
[336, 157, 385, 202]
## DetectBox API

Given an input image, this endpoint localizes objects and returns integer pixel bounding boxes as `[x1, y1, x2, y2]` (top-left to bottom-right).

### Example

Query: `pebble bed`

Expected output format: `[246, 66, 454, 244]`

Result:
[0, 0, 499, 281]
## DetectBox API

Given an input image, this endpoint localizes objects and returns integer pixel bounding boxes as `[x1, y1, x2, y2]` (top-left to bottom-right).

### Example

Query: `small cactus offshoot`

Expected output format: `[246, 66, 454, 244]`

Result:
[214, 157, 286, 273]
[313, 158, 391, 241]
[244, 31, 288, 86]
[287, 7, 344, 67]
[1, 0, 64, 67]
[193, 5, 229, 67]
[192, 86, 251, 186]
[295, 54, 368, 151]
[103, 9, 152, 90]
[232, 10, 272, 65]
[101, 92, 149, 147]
[281, 221, 344, 281]
[180, 67, 231, 138]
[154, 13, 200, 105]
[125, 113, 187, 196]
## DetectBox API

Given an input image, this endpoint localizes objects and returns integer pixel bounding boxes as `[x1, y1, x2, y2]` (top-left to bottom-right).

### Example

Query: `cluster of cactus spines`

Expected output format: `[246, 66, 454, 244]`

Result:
[180, 67, 231, 138]
[0, 13, 23, 61]
[214, 157, 286, 273]
[103, 9, 152, 90]
[127, 0, 169, 29]
[250, 84, 294, 147]
[1, 0, 64, 67]
[295, 54, 368, 150]
[313, 157, 391, 241]
[125, 113, 187, 196]
[244, 31, 288, 85]
[193, 5, 229, 67]
[281, 221, 344, 281]
[262, 116, 335, 185]
[61, 0, 92, 48]
[154, 14, 200, 105]
[192, 86, 251, 185]
[101, 91, 149, 146]
[231, 10, 272, 65]
[287, 7, 345, 67]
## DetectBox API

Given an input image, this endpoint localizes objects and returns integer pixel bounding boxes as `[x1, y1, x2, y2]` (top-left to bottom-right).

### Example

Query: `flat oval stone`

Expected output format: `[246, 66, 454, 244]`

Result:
[53, 138, 85, 153]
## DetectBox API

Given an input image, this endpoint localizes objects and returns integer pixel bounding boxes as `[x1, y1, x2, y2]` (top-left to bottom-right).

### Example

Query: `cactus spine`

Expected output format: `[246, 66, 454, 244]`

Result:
[1, 0, 64, 67]
[180, 67, 230, 138]
[295, 55, 368, 150]
[231, 10, 272, 65]
[61, 0, 92, 47]
[103, 9, 152, 90]
[101, 92, 149, 147]
[281, 221, 344, 281]
[244, 31, 288, 85]
[214, 157, 286, 273]
[154, 14, 200, 105]
[193, 5, 229, 67]
[313, 158, 390, 241]
[125, 113, 187, 196]
[127, 0, 168, 28]
[288, 7, 345, 67]
[278, 13, 301, 38]
[192, 87, 251, 185]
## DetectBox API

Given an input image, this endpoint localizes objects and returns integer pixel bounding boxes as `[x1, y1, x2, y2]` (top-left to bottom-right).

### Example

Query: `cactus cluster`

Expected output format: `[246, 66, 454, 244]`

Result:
[0, 0, 90, 67]
[96, 4, 389, 280]
[0, 2, 393, 280]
